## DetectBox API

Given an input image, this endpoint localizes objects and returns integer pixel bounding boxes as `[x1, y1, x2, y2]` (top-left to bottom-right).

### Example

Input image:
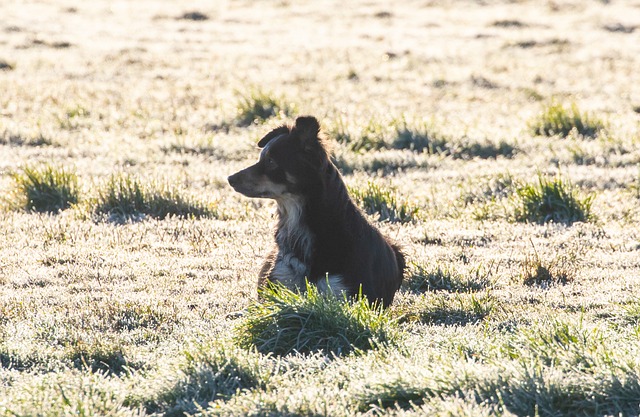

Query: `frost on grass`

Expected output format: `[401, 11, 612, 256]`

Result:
[234, 282, 399, 356]
[0, 372, 135, 417]
[406, 262, 490, 293]
[0, 298, 180, 375]
[356, 320, 640, 416]
[126, 344, 269, 416]
[395, 292, 497, 326]
[8, 165, 79, 213]
[2, 1, 640, 416]
[460, 173, 516, 206]
[520, 248, 578, 287]
[163, 134, 252, 161]
[329, 116, 515, 159]
[66, 341, 129, 375]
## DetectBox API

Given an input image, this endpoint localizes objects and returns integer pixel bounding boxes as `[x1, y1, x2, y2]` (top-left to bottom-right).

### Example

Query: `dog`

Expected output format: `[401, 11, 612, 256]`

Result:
[228, 116, 405, 307]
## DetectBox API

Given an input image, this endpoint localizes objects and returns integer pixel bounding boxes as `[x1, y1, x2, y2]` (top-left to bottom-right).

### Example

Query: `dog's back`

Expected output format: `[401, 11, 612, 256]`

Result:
[228, 116, 405, 307]
[299, 160, 404, 306]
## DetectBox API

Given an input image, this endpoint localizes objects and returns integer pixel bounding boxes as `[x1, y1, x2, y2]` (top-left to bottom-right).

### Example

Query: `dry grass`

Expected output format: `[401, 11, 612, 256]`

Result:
[1, 0, 640, 415]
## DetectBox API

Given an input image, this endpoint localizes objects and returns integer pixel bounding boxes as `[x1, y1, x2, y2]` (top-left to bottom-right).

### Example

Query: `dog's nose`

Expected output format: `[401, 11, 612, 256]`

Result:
[228, 173, 239, 188]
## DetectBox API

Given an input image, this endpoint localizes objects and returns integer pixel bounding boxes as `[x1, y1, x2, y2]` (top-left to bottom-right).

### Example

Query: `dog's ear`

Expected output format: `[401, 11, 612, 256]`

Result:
[257, 126, 290, 148]
[294, 116, 321, 148]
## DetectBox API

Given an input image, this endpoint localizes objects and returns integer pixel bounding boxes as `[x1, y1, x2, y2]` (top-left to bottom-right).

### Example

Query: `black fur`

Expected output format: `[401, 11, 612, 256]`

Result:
[228, 116, 405, 307]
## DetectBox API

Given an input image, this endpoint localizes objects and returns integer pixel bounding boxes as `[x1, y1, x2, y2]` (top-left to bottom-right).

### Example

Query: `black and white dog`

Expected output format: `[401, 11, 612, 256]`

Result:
[228, 116, 405, 307]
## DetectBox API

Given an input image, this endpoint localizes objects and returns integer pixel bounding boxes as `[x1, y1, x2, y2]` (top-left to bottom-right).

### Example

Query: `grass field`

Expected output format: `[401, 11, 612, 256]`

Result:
[1, 0, 640, 415]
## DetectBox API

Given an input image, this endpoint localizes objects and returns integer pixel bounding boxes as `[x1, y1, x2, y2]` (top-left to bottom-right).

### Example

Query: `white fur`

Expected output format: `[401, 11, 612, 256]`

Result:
[270, 202, 351, 298]
[253, 180, 287, 197]
[269, 195, 315, 290]
[275, 195, 313, 262]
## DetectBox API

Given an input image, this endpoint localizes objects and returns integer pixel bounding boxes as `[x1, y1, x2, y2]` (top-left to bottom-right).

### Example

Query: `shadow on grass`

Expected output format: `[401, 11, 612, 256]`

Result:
[394, 293, 496, 326]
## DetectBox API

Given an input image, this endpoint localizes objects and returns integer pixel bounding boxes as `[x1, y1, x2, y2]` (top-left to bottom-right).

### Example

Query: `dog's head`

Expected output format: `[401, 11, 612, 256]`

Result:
[228, 116, 328, 199]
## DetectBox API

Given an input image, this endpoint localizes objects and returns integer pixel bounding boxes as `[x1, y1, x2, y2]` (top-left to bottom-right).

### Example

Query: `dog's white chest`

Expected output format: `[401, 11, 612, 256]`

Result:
[271, 196, 314, 290]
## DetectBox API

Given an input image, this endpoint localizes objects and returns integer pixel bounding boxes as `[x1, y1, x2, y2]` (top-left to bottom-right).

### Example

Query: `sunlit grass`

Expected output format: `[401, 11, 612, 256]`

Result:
[406, 262, 489, 293]
[8, 165, 79, 213]
[396, 292, 497, 325]
[234, 89, 295, 127]
[530, 102, 606, 138]
[1, 1, 639, 415]
[234, 282, 400, 356]
[519, 245, 578, 286]
[349, 181, 420, 223]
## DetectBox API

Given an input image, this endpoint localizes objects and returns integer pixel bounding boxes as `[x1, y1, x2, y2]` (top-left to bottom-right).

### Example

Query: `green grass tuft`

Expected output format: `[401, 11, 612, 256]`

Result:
[66, 341, 129, 376]
[9, 165, 80, 213]
[0, 128, 52, 146]
[358, 380, 432, 412]
[179, 11, 209, 21]
[330, 116, 514, 161]
[109, 302, 175, 332]
[407, 262, 489, 293]
[349, 181, 419, 223]
[57, 104, 91, 130]
[326, 116, 353, 146]
[65, 105, 90, 119]
[391, 116, 448, 154]
[93, 174, 216, 222]
[333, 116, 447, 154]
[234, 282, 400, 356]
[451, 139, 517, 160]
[622, 298, 640, 326]
[530, 102, 606, 138]
[234, 89, 295, 127]
[512, 174, 594, 225]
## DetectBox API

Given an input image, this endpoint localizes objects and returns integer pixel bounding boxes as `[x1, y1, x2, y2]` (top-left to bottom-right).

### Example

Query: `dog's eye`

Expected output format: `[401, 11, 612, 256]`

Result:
[265, 157, 278, 170]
